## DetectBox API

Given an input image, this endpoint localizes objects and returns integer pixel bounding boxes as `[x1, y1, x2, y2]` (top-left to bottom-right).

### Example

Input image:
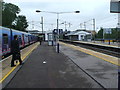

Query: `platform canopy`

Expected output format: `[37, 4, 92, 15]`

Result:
[110, 0, 120, 13]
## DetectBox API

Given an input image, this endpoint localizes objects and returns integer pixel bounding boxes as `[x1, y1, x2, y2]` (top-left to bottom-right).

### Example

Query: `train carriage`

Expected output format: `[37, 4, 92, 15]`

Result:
[0, 27, 2, 58]
[1, 26, 38, 59]
[11, 29, 24, 48]
[24, 33, 29, 46]
[11, 29, 31, 48]
[2, 27, 11, 56]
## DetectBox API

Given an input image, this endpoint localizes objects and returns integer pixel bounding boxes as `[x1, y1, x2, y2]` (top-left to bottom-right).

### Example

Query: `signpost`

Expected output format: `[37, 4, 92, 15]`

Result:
[103, 28, 112, 34]
[103, 28, 112, 45]
[110, 0, 120, 13]
[110, 0, 120, 89]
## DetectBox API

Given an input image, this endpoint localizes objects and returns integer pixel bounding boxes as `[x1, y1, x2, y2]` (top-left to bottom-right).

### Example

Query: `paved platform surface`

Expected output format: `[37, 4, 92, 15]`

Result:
[4, 42, 103, 88]
[60, 42, 118, 88]
[60, 42, 119, 66]
[1, 42, 39, 83]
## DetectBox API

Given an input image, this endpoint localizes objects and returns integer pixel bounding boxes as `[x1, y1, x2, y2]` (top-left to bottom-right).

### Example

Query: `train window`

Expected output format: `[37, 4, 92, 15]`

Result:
[3, 34, 8, 45]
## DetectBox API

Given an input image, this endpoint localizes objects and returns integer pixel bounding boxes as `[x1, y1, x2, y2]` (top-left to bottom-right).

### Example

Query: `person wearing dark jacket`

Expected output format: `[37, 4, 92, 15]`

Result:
[39, 37, 42, 45]
[11, 35, 23, 67]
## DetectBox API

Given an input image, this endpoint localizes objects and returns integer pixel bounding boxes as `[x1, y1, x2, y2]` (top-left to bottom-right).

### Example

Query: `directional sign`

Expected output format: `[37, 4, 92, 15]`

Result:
[103, 28, 112, 34]
[110, 0, 120, 13]
[53, 29, 63, 34]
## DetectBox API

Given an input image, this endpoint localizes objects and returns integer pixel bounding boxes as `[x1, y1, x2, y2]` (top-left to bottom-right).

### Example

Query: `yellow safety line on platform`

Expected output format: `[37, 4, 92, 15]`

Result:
[0, 43, 39, 83]
[60, 42, 120, 66]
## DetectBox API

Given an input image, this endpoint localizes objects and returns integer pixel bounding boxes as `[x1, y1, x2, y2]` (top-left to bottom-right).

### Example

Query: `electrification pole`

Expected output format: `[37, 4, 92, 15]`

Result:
[93, 18, 95, 42]
[41, 16, 44, 33]
[64, 21, 67, 31]
[36, 10, 80, 53]
[93, 19, 95, 31]
[84, 22, 86, 30]
[56, 13, 59, 53]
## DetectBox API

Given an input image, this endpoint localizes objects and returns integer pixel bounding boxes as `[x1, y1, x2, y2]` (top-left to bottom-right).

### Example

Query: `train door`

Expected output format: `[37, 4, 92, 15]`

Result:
[28, 35, 30, 44]
[1, 27, 11, 58]
[22, 34, 25, 47]
[24, 34, 29, 46]
[28, 35, 32, 44]
[18, 35, 22, 48]
[2, 34, 9, 55]
[26, 35, 29, 45]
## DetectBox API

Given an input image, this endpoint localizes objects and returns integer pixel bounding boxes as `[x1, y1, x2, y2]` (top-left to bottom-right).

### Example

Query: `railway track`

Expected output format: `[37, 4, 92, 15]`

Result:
[61, 40, 120, 58]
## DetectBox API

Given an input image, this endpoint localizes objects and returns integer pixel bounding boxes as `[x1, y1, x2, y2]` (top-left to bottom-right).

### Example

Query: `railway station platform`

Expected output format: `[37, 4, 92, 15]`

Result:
[72, 40, 119, 48]
[0, 42, 39, 89]
[60, 42, 118, 88]
[0, 42, 118, 89]
[83, 40, 119, 47]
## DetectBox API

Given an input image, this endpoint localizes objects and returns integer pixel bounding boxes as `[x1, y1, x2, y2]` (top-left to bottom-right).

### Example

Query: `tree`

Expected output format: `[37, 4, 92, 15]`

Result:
[96, 28, 120, 41]
[117, 28, 120, 40]
[0, 1, 2, 26]
[13, 15, 28, 32]
[96, 27, 103, 39]
[2, 2, 29, 31]
[2, 2, 20, 27]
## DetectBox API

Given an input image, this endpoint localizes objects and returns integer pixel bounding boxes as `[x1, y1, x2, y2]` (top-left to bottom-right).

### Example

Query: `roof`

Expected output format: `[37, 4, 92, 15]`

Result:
[66, 31, 77, 36]
[66, 30, 92, 36]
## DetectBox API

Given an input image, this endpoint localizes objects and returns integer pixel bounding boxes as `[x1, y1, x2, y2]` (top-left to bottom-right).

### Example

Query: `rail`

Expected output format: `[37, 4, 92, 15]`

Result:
[60, 40, 120, 58]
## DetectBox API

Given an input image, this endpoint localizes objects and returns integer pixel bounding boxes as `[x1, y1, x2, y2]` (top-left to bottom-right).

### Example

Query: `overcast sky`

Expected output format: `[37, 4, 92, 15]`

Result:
[4, 0, 118, 32]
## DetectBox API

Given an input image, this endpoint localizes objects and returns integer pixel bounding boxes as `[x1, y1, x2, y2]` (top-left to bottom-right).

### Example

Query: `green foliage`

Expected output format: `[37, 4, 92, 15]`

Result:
[0, 1, 2, 26]
[96, 28, 120, 40]
[13, 15, 28, 32]
[104, 28, 120, 40]
[2, 2, 29, 31]
[96, 27, 103, 39]
[2, 2, 20, 27]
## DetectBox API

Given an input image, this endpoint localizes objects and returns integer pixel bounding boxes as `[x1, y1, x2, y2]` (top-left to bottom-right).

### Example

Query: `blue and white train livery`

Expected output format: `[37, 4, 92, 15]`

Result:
[0, 26, 38, 59]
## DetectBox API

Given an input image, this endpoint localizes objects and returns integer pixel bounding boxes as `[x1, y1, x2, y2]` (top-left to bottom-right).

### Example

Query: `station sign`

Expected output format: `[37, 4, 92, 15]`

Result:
[53, 29, 63, 34]
[103, 28, 112, 34]
[110, 0, 120, 13]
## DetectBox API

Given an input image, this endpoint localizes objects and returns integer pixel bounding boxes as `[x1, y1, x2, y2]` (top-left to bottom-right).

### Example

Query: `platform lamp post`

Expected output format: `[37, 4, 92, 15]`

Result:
[36, 10, 80, 53]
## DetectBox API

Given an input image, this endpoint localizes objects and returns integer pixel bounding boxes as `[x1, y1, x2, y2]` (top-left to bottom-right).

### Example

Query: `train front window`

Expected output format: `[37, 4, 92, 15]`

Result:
[3, 34, 8, 45]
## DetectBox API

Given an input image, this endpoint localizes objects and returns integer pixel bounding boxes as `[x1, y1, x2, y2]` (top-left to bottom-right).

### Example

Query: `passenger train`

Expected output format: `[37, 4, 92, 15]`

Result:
[0, 26, 38, 59]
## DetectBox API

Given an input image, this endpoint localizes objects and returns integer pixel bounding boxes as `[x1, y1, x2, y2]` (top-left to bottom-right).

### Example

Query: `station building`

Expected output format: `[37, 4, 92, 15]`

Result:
[27, 30, 56, 45]
[65, 29, 95, 41]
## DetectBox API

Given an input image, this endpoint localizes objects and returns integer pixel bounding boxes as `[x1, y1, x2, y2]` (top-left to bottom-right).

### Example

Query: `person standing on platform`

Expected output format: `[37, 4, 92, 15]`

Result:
[11, 35, 23, 67]
[39, 37, 43, 45]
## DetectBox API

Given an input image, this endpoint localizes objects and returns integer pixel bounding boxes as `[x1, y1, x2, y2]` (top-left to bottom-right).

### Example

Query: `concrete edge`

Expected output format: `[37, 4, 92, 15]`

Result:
[1, 44, 38, 89]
